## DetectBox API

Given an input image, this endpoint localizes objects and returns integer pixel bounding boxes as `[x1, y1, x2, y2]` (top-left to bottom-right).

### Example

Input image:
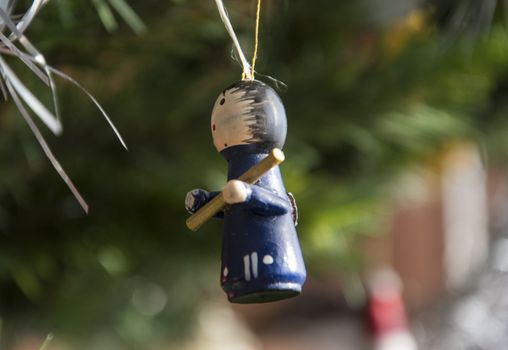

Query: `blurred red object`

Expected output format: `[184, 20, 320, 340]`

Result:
[366, 268, 418, 350]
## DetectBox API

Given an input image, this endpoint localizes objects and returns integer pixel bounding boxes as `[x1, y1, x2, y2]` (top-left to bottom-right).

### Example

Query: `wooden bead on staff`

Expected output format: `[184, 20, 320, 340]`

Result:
[186, 148, 285, 231]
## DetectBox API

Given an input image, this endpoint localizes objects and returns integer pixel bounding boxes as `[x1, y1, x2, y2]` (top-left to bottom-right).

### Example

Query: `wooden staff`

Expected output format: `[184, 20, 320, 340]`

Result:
[186, 148, 285, 231]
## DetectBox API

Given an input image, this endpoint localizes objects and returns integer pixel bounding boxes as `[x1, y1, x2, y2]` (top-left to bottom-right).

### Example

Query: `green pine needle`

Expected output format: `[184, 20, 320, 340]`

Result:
[39, 334, 54, 350]
[92, 0, 118, 32]
[107, 0, 147, 34]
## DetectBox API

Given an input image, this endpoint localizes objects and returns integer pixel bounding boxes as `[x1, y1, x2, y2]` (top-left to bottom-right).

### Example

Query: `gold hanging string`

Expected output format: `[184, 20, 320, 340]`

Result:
[249, 0, 262, 80]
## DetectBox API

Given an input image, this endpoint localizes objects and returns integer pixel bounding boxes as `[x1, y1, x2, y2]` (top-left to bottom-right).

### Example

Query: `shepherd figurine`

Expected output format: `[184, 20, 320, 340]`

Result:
[185, 79, 306, 303]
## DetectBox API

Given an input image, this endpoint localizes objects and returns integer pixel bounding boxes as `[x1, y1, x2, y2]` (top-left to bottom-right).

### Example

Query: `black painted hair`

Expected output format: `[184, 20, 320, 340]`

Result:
[224, 80, 287, 149]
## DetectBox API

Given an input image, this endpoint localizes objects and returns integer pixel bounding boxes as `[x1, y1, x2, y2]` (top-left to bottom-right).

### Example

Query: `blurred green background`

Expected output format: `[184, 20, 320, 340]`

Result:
[2, 0, 508, 348]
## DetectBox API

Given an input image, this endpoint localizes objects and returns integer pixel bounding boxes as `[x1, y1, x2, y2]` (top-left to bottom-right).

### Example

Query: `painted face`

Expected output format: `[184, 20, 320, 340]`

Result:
[211, 80, 287, 153]
[211, 84, 255, 152]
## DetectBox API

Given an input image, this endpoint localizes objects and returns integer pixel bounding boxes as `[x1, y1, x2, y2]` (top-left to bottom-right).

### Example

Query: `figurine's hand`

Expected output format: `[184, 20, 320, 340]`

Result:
[185, 189, 213, 214]
[223, 180, 251, 204]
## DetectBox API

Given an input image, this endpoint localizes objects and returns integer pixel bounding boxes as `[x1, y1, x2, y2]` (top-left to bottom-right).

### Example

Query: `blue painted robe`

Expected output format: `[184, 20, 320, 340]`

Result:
[219, 144, 306, 303]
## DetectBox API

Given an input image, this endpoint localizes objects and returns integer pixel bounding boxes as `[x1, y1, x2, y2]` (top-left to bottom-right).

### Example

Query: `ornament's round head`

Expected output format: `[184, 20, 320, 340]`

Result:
[211, 80, 287, 153]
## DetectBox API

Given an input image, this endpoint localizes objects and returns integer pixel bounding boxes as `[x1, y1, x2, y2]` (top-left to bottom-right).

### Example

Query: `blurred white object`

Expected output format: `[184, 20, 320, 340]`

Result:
[493, 238, 508, 272]
[186, 301, 260, 350]
[374, 331, 418, 350]
[442, 144, 488, 290]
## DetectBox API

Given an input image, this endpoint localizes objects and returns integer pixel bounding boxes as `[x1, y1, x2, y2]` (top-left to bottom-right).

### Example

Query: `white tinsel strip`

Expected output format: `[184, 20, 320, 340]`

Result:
[214, 0, 252, 80]
[0, 0, 127, 213]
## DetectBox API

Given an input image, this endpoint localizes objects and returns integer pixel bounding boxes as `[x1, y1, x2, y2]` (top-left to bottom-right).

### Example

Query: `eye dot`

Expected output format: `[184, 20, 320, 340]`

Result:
[220, 98, 225, 105]
[224, 143, 228, 147]
[212, 124, 216, 131]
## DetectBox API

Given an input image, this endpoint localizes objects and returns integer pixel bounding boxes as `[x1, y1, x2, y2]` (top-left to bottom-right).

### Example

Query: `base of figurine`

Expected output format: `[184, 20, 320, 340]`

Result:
[226, 282, 302, 304]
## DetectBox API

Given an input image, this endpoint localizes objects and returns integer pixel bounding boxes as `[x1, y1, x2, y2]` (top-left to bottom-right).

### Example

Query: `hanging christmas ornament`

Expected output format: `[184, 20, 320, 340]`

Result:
[185, 0, 306, 304]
